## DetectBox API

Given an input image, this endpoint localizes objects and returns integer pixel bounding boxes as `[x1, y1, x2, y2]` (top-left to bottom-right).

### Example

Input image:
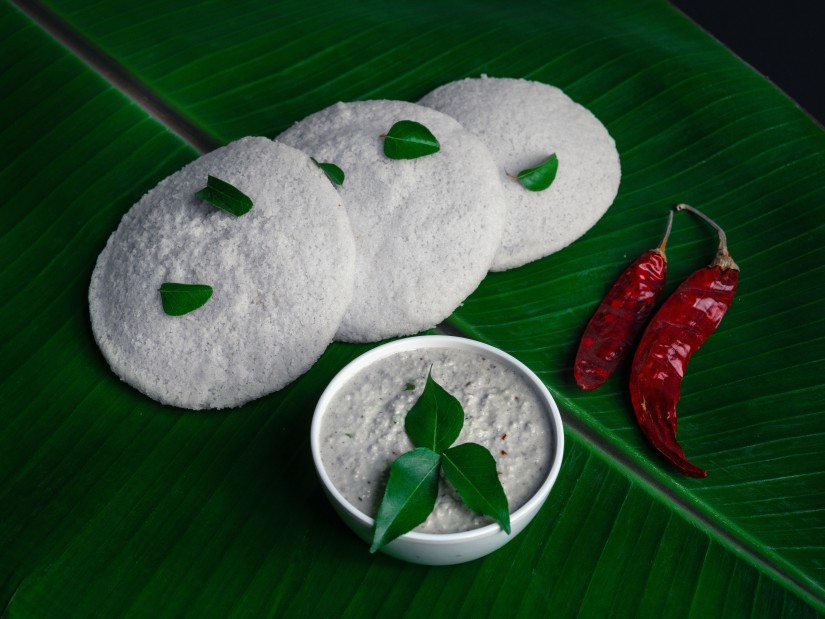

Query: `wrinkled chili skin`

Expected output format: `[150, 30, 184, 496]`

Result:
[630, 265, 739, 478]
[575, 250, 667, 390]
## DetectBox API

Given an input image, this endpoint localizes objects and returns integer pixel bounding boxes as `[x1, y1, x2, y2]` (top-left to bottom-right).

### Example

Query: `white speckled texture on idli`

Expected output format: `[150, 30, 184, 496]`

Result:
[89, 137, 356, 410]
[419, 77, 621, 271]
[277, 100, 505, 343]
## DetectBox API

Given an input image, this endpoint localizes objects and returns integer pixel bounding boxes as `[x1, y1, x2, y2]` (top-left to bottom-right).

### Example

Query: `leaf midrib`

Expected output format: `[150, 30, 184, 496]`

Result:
[10, 0, 218, 154]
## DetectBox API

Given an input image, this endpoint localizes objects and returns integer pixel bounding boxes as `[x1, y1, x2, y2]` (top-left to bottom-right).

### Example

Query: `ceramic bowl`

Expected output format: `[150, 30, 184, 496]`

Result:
[310, 335, 564, 565]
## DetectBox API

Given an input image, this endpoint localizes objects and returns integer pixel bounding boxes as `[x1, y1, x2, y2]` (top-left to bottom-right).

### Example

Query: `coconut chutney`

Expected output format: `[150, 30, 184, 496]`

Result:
[319, 347, 555, 533]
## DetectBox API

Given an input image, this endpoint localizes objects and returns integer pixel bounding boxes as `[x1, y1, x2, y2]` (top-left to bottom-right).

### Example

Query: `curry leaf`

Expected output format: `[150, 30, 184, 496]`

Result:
[383, 120, 440, 160]
[311, 157, 345, 186]
[370, 448, 441, 553]
[442, 443, 510, 534]
[196, 175, 253, 215]
[516, 153, 558, 192]
[404, 369, 463, 453]
[159, 283, 213, 316]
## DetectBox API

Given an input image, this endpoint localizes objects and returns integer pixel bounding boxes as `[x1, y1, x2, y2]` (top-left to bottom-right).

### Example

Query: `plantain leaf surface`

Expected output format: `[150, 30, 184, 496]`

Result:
[2, 0, 824, 616]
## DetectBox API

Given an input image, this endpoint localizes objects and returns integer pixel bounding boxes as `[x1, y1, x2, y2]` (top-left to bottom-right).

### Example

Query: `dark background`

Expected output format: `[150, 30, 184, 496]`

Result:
[670, 1, 824, 125]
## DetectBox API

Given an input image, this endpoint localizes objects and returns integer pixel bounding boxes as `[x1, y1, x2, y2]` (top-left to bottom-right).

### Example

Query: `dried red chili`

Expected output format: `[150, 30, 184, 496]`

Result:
[574, 211, 673, 390]
[630, 204, 739, 478]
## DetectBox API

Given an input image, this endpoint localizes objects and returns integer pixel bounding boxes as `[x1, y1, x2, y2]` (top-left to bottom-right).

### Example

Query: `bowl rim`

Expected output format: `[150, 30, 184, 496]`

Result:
[310, 334, 565, 544]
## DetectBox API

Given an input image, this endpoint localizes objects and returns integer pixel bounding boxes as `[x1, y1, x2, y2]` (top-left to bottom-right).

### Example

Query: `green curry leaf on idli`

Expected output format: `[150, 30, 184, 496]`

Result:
[516, 153, 559, 192]
[383, 120, 440, 159]
[196, 175, 253, 216]
[310, 157, 345, 186]
[158, 282, 213, 316]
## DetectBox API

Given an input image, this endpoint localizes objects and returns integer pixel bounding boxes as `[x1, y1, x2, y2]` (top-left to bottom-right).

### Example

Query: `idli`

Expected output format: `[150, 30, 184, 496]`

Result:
[89, 137, 356, 410]
[419, 77, 621, 271]
[278, 100, 505, 343]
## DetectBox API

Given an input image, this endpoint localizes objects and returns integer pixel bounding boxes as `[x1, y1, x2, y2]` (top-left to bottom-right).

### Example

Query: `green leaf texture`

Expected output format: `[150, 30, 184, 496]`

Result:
[158, 282, 213, 316]
[371, 448, 442, 552]
[517, 153, 559, 192]
[404, 369, 464, 453]
[311, 157, 345, 186]
[442, 443, 511, 534]
[383, 120, 441, 160]
[2, 0, 824, 616]
[195, 174, 253, 216]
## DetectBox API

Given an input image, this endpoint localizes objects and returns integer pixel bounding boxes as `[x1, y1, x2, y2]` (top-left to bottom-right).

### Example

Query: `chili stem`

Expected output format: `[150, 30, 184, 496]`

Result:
[658, 210, 674, 253]
[676, 203, 739, 271]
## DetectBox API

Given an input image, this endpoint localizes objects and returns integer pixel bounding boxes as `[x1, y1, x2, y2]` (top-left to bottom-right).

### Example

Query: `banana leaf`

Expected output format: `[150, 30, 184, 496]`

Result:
[2, 0, 823, 616]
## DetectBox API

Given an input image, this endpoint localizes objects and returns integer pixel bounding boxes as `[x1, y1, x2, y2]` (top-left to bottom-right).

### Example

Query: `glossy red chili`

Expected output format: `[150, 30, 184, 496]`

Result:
[575, 211, 673, 390]
[630, 204, 739, 478]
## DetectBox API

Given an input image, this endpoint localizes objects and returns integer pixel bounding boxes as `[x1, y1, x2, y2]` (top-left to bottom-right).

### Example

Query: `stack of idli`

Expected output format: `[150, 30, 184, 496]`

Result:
[89, 77, 620, 410]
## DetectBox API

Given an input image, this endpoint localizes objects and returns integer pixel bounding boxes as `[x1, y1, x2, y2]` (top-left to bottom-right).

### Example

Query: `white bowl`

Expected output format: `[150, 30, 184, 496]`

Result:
[310, 335, 564, 565]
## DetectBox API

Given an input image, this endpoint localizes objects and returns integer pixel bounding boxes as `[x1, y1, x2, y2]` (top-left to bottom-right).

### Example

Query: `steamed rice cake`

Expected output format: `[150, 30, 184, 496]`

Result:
[278, 100, 505, 343]
[89, 137, 356, 410]
[419, 77, 621, 271]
